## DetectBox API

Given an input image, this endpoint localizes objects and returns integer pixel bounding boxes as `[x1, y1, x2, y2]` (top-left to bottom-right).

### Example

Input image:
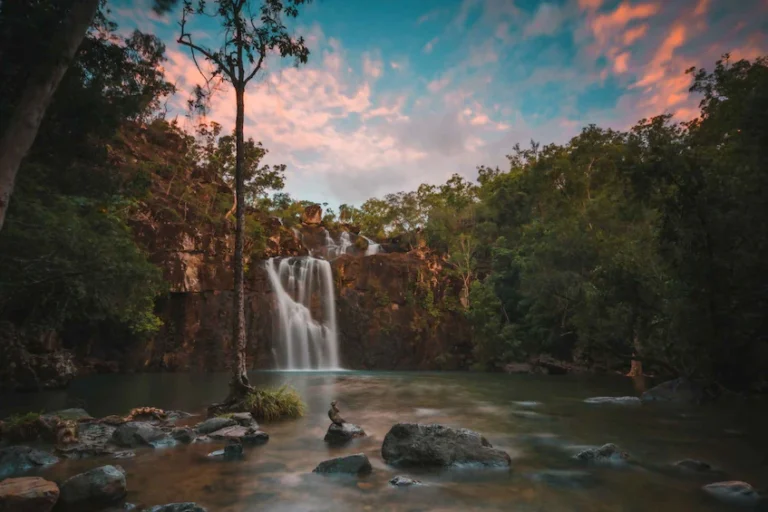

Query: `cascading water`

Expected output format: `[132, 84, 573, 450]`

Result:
[266, 257, 341, 370]
[325, 230, 353, 259]
[361, 235, 383, 255]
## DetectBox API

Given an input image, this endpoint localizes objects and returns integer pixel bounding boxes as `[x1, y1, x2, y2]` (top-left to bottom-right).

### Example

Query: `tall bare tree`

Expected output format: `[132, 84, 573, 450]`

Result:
[177, 0, 310, 400]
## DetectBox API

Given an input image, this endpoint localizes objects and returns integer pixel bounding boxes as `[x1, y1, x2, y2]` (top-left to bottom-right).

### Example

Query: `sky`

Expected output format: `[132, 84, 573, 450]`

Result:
[110, 0, 768, 208]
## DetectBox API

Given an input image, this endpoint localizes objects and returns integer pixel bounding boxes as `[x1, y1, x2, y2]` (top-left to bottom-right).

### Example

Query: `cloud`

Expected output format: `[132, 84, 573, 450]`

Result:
[362, 53, 383, 79]
[613, 51, 630, 72]
[417, 8, 446, 25]
[623, 24, 648, 45]
[427, 76, 451, 93]
[524, 3, 566, 37]
[590, 2, 660, 42]
[423, 36, 439, 54]
[578, 0, 604, 10]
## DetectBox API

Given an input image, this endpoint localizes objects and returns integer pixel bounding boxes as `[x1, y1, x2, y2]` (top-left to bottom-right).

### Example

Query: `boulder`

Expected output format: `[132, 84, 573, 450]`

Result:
[381, 423, 511, 468]
[702, 481, 761, 505]
[0, 446, 59, 479]
[111, 422, 174, 448]
[389, 476, 422, 487]
[57, 422, 118, 459]
[583, 396, 641, 405]
[573, 443, 630, 464]
[145, 503, 208, 512]
[171, 427, 196, 444]
[241, 431, 269, 446]
[641, 378, 704, 404]
[207, 425, 250, 441]
[223, 441, 243, 460]
[57, 465, 127, 511]
[194, 417, 236, 435]
[313, 454, 372, 476]
[324, 423, 366, 446]
[0, 477, 59, 512]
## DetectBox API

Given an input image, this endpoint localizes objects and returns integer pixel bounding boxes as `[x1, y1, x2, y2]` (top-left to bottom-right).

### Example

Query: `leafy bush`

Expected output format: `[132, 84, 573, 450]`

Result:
[244, 385, 306, 421]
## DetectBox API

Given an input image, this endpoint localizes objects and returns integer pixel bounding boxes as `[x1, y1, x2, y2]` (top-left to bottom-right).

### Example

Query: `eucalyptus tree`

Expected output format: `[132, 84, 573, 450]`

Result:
[176, 0, 311, 400]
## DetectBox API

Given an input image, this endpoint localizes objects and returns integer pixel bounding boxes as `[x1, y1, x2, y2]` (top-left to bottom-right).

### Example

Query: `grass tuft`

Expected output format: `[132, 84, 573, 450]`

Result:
[244, 385, 306, 422]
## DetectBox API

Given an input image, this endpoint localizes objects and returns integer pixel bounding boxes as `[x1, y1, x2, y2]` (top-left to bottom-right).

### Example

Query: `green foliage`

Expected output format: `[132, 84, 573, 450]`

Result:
[244, 385, 306, 422]
[1, 412, 43, 442]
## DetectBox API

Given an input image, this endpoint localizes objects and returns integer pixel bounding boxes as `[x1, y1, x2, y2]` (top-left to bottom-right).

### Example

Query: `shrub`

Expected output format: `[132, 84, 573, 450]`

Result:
[244, 385, 306, 422]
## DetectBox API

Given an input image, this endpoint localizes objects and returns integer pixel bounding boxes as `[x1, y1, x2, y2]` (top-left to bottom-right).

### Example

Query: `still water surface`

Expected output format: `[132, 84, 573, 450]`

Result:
[3, 371, 767, 511]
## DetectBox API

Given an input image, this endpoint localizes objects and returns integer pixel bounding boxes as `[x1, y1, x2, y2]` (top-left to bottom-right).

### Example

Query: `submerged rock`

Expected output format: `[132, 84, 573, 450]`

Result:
[324, 422, 366, 446]
[641, 378, 704, 404]
[194, 417, 236, 435]
[0, 446, 59, 479]
[573, 443, 630, 464]
[223, 441, 244, 460]
[111, 421, 175, 448]
[313, 454, 372, 475]
[583, 396, 641, 405]
[389, 476, 422, 487]
[57, 465, 127, 511]
[0, 476, 59, 512]
[171, 427, 196, 444]
[381, 423, 511, 468]
[674, 459, 712, 472]
[702, 481, 761, 505]
[207, 425, 268, 445]
[241, 431, 269, 445]
[145, 504, 208, 512]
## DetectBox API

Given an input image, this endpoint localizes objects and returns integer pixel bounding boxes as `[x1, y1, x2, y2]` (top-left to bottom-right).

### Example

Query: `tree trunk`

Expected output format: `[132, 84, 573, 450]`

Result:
[229, 84, 250, 400]
[626, 332, 643, 377]
[0, 0, 100, 232]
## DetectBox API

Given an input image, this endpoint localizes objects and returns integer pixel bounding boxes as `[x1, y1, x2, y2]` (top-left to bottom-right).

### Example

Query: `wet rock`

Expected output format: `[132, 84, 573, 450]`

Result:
[57, 465, 127, 511]
[145, 503, 208, 512]
[324, 422, 366, 446]
[171, 427, 196, 444]
[56, 422, 118, 459]
[241, 431, 269, 446]
[164, 411, 194, 423]
[702, 481, 761, 505]
[675, 459, 712, 472]
[381, 423, 511, 468]
[389, 476, 422, 487]
[313, 454, 372, 475]
[56, 444, 117, 460]
[112, 451, 135, 459]
[0, 446, 59, 479]
[223, 441, 243, 460]
[574, 443, 630, 464]
[111, 421, 175, 448]
[641, 378, 704, 404]
[230, 412, 257, 428]
[0, 476, 59, 512]
[194, 417, 236, 435]
[50, 408, 92, 421]
[584, 396, 641, 405]
[504, 363, 533, 374]
[512, 401, 541, 407]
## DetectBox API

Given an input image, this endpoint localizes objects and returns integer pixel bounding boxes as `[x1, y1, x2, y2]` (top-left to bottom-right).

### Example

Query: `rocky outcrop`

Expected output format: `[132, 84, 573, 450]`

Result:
[0, 446, 59, 479]
[301, 205, 322, 226]
[313, 454, 372, 476]
[0, 477, 59, 512]
[0, 324, 76, 392]
[194, 417, 236, 435]
[389, 476, 422, 487]
[57, 465, 127, 511]
[381, 423, 511, 468]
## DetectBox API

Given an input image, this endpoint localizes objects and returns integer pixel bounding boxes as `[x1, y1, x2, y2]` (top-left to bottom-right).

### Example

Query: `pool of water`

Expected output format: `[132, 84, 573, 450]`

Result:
[2, 371, 767, 511]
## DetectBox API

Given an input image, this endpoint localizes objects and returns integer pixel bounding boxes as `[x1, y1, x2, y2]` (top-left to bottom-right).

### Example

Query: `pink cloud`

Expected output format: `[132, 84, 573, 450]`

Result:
[590, 2, 660, 42]
[428, 76, 451, 93]
[363, 53, 383, 79]
[613, 51, 630, 73]
[578, 0, 604, 10]
[623, 24, 648, 45]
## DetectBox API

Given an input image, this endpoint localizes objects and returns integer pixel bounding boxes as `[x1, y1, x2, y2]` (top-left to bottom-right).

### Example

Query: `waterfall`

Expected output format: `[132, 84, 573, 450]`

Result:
[266, 257, 341, 370]
[325, 230, 353, 259]
[361, 235, 383, 256]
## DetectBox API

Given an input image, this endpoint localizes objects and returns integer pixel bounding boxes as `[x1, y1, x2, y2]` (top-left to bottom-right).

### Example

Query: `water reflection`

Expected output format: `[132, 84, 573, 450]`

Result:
[2, 371, 766, 512]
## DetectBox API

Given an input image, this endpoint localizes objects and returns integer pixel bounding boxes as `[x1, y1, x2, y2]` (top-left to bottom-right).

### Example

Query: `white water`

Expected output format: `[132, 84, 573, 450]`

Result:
[361, 235, 383, 255]
[325, 230, 353, 259]
[266, 257, 341, 370]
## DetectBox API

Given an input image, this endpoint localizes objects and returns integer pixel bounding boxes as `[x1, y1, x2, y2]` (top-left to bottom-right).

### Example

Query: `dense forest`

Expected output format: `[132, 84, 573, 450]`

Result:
[1, 1, 766, 393]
